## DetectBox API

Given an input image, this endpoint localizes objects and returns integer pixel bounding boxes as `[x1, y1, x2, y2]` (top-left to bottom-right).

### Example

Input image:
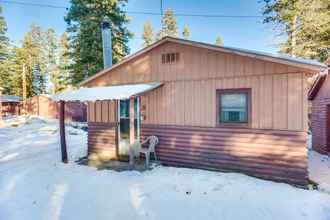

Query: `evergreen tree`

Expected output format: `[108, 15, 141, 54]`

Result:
[142, 21, 153, 47]
[10, 47, 24, 97]
[262, 0, 330, 61]
[182, 25, 190, 40]
[32, 63, 46, 95]
[58, 32, 72, 92]
[157, 8, 178, 39]
[0, 6, 9, 61]
[44, 28, 60, 94]
[0, 5, 14, 95]
[65, 0, 132, 85]
[0, 49, 15, 95]
[18, 24, 47, 97]
[215, 36, 223, 46]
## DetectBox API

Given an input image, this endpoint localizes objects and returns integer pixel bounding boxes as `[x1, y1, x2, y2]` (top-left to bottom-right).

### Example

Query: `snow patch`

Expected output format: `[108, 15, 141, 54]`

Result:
[0, 116, 330, 220]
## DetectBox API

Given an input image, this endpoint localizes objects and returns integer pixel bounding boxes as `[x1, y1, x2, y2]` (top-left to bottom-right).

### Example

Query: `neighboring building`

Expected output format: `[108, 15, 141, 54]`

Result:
[308, 59, 330, 155]
[80, 37, 326, 186]
[0, 95, 21, 116]
[24, 95, 87, 122]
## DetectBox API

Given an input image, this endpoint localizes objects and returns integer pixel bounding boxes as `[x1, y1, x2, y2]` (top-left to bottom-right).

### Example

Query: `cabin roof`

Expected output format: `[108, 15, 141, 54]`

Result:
[308, 70, 330, 100]
[308, 58, 330, 100]
[80, 37, 327, 86]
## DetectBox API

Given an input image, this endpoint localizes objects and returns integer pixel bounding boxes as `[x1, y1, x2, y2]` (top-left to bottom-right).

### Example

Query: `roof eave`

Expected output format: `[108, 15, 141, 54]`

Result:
[167, 37, 326, 72]
[308, 70, 328, 100]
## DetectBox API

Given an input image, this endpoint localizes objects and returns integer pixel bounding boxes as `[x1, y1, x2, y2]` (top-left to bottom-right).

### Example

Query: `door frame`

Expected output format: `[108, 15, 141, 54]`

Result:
[116, 97, 141, 157]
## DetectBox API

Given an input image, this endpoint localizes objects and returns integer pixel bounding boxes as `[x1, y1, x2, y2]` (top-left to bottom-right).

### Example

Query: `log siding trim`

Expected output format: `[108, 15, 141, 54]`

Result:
[88, 122, 118, 158]
[141, 124, 308, 186]
[310, 66, 330, 155]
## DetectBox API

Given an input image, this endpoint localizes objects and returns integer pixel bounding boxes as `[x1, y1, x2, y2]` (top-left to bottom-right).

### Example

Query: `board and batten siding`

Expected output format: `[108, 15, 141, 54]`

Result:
[87, 101, 116, 123]
[85, 41, 313, 186]
[87, 122, 117, 164]
[86, 42, 310, 132]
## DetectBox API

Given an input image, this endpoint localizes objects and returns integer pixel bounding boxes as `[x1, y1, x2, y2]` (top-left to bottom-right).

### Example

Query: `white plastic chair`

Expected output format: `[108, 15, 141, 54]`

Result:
[129, 136, 159, 168]
[139, 136, 159, 168]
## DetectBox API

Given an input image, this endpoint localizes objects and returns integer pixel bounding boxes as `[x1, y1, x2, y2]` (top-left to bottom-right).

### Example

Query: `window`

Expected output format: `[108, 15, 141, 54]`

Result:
[161, 52, 180, 64]
[217, 89, 250, 126]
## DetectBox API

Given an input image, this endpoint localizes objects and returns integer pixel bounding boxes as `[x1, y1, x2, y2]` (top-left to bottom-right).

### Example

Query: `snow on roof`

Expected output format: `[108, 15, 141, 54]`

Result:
[0, 95, 21, 103]
[52, 82, 163, 102]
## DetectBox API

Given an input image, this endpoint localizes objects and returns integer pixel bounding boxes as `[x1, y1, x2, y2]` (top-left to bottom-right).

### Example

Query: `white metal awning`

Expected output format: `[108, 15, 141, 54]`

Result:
[52, 82, 163, 102]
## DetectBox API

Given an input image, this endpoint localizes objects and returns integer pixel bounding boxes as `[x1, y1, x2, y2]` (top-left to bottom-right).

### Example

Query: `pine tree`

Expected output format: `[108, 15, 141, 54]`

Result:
[215, 36, 223, 46]
[1, 21, 67, 97]
[182, 25, 190, 40]
[262, 0, 330, 61]
[18, 24, 47, 97]
[58, 32, 72, 92]
[157, 8, 178, 39]
[11, 47, 24, 97]
[32, 63, 46, 95]
[65, 0, 132, 85]
[0, 5, 13, 95]
[44, 28, 60, 94]
[0, 6, 9, 61]
[0, 50, 15, 95]
[142, 21, 153, 47]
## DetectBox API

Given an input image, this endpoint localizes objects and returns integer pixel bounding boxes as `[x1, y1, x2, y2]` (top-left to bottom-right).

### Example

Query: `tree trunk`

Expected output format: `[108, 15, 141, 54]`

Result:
[291, 15, 297, 57]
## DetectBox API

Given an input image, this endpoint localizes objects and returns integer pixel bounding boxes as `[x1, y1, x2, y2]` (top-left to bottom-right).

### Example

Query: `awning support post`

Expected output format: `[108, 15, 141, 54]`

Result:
[129, 97, 135, 165]
[59, 100, 68, 163]
[129, 97, 135, 144]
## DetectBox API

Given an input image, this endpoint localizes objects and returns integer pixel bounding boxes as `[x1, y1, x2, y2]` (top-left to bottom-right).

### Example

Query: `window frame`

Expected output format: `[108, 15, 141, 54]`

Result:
[216, 88, 251, 128]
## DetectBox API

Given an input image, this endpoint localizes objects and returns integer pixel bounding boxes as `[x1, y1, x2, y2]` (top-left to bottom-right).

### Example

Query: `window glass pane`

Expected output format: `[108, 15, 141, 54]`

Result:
[120, 99, 129, 118]
[220, 93, 247, 123]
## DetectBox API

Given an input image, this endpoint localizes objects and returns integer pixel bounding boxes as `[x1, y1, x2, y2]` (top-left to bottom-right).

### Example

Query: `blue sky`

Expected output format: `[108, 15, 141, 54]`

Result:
[1, 0, 280, 54]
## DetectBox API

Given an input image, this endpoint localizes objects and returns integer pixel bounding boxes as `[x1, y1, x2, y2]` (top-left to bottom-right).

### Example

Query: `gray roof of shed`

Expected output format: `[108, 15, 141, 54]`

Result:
[0, 95, 21, 103]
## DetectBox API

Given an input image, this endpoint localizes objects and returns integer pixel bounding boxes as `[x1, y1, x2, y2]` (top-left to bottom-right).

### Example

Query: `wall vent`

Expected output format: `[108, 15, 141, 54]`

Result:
[161, 52, 180, 64]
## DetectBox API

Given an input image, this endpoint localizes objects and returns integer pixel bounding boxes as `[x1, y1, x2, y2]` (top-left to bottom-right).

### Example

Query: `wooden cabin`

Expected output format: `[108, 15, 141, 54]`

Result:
[308, 59, 330, 155]
[0, 95, 21, 116]
[80, 37, 326, 186]
[24, 95, 87, 122]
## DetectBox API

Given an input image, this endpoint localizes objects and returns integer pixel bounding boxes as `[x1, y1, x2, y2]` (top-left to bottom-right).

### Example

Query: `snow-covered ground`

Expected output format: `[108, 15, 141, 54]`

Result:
[1, 116, 330, 220]
[307, 134, 330, 194]
[309, 150, 330, 194]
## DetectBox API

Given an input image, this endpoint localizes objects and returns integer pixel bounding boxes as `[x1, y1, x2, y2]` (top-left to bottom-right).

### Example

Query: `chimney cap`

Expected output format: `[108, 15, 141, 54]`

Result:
[101, 18, 111, 29]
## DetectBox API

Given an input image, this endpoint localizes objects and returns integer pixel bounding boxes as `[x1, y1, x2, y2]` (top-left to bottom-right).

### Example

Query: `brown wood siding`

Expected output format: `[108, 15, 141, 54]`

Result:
[23, 96, 87, 121]
[311, 73, 330, 154]
[85, 42, 310, 132]
[87, 101, 117, 123]
[88, 122, 117, 157]
[141, 124, 308, 186]
[139, 75, 307, 131]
